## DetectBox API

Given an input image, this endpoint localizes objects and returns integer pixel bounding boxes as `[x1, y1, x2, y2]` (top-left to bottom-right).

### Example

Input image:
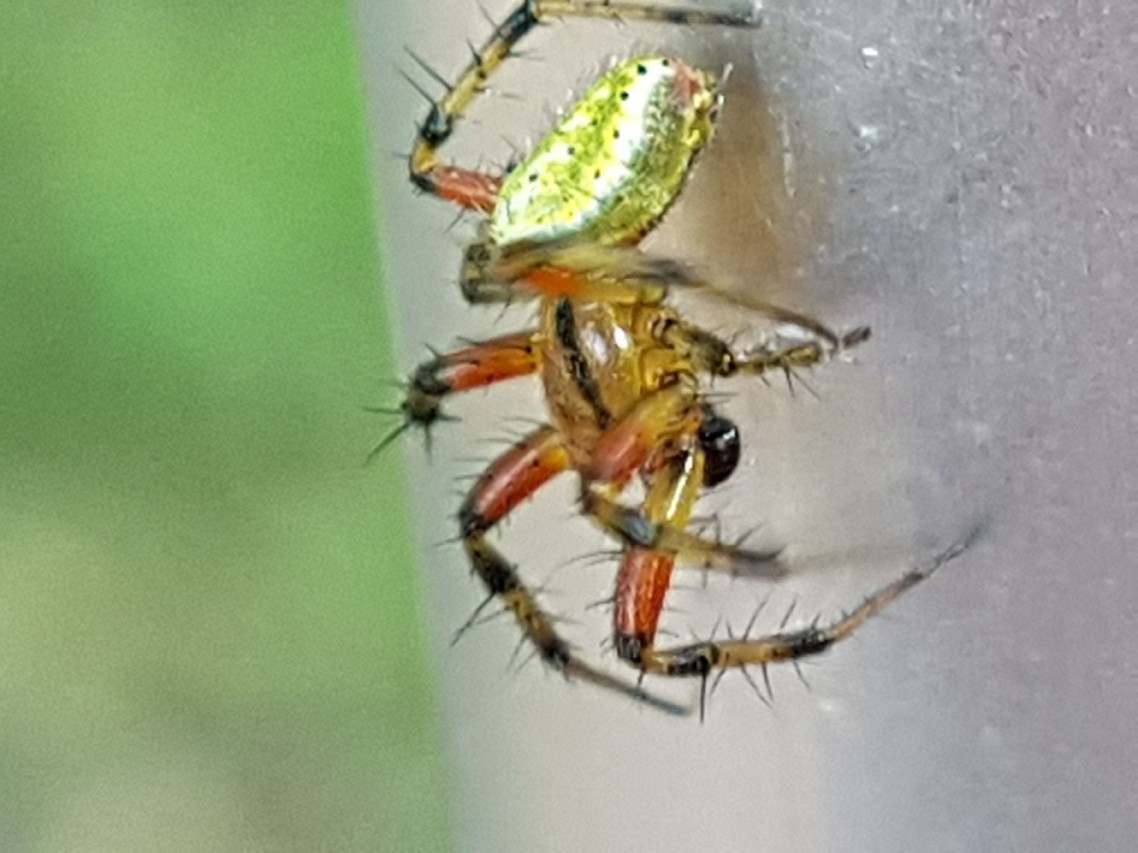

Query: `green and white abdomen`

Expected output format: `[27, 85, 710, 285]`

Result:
[488, 55, 719, 248]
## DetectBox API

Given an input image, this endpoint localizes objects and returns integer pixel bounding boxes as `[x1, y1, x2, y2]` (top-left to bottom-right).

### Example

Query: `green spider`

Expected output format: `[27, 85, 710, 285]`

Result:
[390, 0, 971, 716]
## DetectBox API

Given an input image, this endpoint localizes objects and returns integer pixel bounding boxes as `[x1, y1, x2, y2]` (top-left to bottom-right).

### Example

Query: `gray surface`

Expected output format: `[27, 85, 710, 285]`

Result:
[359, 1, 1138, 850]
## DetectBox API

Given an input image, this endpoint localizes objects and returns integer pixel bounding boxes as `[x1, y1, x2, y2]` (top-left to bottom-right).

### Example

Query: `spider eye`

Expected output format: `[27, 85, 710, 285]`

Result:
[698, 410, 740, 487]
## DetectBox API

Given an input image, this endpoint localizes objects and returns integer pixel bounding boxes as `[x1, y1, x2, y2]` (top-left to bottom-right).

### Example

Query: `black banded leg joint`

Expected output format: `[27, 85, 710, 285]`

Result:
[457, 494, 493, 542]
[403, 360, 450, 427]
[581, 489, 662, 549]
[460, 242, 520, 305]
[463, 534, 519, 596]
[616, 632, 723, 678]
[786, 627, 834, 657]
[409, 166, 439, 195]
[421, 100, 454, 145]
[614, 632, 646, 666]
[462, 532, 574, 671]
[658, 643, 719, 678]
[500, 2, 541, 43]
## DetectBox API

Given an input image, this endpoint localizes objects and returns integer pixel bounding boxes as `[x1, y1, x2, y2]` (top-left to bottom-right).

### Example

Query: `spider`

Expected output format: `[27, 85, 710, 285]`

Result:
[390, 0, 972, 716]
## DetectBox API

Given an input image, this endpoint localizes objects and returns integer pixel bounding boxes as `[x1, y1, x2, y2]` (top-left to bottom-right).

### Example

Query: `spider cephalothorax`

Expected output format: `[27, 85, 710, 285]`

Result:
[391, 1, 970, 715]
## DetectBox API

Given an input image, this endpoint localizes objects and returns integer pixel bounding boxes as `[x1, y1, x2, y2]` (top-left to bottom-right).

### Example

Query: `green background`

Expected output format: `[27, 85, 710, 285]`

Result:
[0, 2, 449, 849]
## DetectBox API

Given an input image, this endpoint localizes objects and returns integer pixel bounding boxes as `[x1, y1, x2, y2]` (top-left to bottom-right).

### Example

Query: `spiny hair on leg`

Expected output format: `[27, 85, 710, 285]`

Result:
[451, 592, 508, 646]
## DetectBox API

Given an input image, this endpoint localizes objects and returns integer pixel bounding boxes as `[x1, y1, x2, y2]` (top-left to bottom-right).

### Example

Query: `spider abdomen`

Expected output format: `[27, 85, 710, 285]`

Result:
[488, 55, 720, 248]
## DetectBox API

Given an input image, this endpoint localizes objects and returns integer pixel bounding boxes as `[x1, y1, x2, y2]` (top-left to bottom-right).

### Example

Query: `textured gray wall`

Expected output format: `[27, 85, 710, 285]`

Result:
[360, 2, 1138, 849]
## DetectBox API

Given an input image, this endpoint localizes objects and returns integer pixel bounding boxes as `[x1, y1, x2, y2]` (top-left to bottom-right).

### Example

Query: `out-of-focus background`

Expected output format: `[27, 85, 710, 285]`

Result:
[364, 1, 1138, 851]
[1, 3, 449, 849]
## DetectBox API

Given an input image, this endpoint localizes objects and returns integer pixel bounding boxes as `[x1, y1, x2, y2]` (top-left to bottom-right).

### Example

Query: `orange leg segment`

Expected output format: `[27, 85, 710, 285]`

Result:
[431, 331, 540, 392]
[419, 166, 501, 213]
[459, 425, 569, 536]
[399, 330, 540, 429]
[579, 382, 700, 486]
[611, 447, 705, 659]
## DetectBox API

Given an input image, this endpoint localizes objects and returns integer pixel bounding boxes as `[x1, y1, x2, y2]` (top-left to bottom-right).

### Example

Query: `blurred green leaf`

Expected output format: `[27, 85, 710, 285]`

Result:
[0, 3, 448, 849]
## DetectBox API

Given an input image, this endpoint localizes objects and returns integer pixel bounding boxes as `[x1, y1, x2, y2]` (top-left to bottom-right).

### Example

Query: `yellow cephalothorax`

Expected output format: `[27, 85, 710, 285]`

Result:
[389, 1, 973, 718]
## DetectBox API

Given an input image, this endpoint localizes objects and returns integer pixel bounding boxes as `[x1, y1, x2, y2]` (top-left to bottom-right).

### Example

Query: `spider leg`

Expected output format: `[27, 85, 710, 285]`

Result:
[493, 244, 870, 371]
[460, 242, 872, 364]
[376, 330, 540, 454]
[460, 237, 697, 306]
[410, 1, 758, 206]
[625, 533, 976, 681]
[602, 444, 705, 670]
[586, 489, 784, 574]
[577, 379, 701, 485]
[655, 312, 872, 380]
[458, 424, 688, 714]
